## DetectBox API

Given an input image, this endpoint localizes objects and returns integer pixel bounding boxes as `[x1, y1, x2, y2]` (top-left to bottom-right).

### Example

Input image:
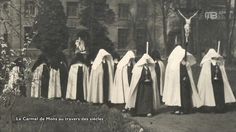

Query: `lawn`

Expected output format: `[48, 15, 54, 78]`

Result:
[130, 64, 236, 132]
[0, 96, 143, 132]
[0, 54, 235, 132]
[131, 104, 236, 132]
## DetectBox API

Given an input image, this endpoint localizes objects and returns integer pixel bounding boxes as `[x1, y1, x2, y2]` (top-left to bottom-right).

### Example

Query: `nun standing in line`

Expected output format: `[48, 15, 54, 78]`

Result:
[31, 51, 68, 99]
[111, 51, 135, 105]
[31, 54, 49, 98]
[66, 37, 89, 102]
[197, 48, 235, 113]
[150, 50, 165, 102]
[125, 54, 160, 117]
[87, 49, 114, 104]
[162, 45, 203, 115]
[66, 53, 89, 102]
[48, 52, 68, 99]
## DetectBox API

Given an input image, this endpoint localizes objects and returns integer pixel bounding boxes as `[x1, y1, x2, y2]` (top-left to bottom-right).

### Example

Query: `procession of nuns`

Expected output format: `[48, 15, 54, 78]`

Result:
[5, 33, 235, 117]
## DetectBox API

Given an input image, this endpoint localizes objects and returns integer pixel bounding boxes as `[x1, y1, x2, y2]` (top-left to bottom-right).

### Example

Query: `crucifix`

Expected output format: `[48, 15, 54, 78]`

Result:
[177, 10, 199, 43]
[177, 10, 199, 61]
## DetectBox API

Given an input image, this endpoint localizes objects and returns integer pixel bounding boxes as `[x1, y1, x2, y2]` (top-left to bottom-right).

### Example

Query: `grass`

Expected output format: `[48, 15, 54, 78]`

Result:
[0, 96, 143, 132]
[0, 55, 145, 132]
[1, 55, 234, 132]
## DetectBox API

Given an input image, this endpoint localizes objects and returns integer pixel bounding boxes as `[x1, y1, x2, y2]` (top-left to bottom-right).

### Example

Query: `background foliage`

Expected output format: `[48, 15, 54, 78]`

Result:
[32, 0, 69, 56]
[80, 0, 115, 58]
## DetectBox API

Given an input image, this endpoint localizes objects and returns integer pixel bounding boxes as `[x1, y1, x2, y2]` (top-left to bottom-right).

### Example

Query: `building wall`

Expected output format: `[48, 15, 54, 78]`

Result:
[2, 0, 82, 50]
[60, 0, 81, 29]
[1, 0, 165, 56]
[4, 0, 235, 59]
[107, 0, 164, 55]
[4, 0, 37, 49]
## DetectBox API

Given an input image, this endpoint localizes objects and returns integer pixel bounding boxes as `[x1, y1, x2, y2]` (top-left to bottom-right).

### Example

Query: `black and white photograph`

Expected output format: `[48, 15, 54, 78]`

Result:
[0, 0, 236, 132]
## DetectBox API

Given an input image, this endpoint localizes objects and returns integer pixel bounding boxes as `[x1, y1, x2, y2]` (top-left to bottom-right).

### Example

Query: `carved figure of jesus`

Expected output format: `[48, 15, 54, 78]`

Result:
[177, 10, 199, 42]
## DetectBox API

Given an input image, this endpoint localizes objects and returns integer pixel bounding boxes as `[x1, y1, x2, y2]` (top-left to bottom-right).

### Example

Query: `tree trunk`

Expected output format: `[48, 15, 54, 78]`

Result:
[160, 0, 168, 56]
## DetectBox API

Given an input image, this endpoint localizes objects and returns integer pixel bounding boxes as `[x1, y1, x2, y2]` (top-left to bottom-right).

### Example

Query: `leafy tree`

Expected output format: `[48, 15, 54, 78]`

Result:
[32, 0, 69, 56]
[80, 0, 115, 58]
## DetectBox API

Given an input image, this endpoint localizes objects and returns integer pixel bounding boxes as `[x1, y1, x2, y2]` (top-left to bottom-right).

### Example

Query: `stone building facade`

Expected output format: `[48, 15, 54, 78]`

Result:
[0, 0, 165, 56]
[106, 0, 163, 54]
[1, 0, 235, 59]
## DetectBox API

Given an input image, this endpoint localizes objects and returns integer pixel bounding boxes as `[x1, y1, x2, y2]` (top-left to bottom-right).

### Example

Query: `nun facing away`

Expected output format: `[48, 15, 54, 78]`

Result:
[150, 50, 165, 101]
[31, 52, 68, 99]
[87, 49, 114, 104]
[125, 54, 160, 117]
[66, 53, 89, 102]
[111, 50, 135, 104]
[162, 45, 203, 115]
[31, 54, 49, 98]
[48, 52, 68, 99]
[197, 49, 235, 113]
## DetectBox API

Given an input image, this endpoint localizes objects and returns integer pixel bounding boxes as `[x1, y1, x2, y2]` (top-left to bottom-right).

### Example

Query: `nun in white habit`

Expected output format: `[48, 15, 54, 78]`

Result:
[87, 49, 114, 104]
[66, 53, 89, 102]
[31, 54, 49, 98]
[162, 45, 203, 114]
[111, 50, 135, 104]
[150, 50, 165, 100]
[31, 64, 45, 98]
[125, 54, 160, 117]
[197, 49, 235, 113]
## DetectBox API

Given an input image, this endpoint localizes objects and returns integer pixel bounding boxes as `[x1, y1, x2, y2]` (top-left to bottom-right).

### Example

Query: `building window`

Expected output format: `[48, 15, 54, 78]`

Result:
[136, 29, 146, 43]
[118, 4, 129, 19]
[25, 0, 36, 17]
[137, 4, 147, 20]
[67, 2, 79, 17]
[136, 29, 147, 53]
[118, 29, 128, 48]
